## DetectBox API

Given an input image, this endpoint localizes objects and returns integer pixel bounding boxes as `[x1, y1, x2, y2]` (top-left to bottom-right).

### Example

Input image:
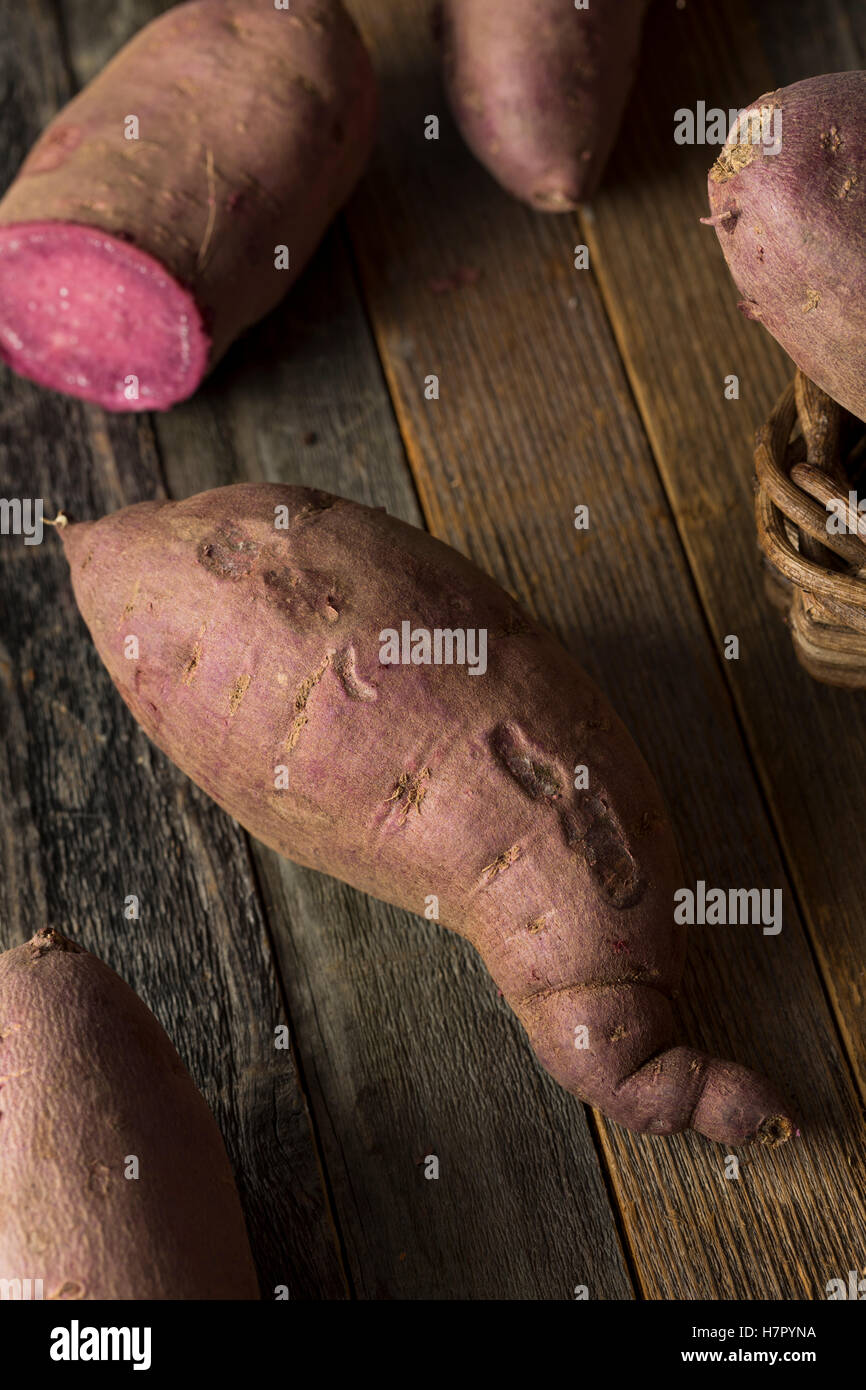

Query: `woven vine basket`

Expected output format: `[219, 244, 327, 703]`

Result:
[755, 368, 866, 688]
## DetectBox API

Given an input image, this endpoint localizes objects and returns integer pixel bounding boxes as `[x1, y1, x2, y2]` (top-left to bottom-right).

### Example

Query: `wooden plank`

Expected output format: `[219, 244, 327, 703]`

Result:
[0, 0, 345, 1301]
[342, 0, 866, 1298]
[579, 0, 866, 1102]
[50, 0, 636, 1297]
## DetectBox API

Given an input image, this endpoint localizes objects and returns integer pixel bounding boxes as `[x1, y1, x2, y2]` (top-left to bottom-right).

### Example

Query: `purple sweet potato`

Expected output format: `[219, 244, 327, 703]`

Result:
[0, 0, 377, 412]
[440, 0, 648, 210]
[59, 484, 795, 1146]
[0, 928, 259, 1299]
[707, 72, 866, 421]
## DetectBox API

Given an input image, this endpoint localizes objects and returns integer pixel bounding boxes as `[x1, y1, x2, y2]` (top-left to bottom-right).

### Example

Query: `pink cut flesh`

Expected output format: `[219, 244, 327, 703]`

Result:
[0, 221, 210, 410]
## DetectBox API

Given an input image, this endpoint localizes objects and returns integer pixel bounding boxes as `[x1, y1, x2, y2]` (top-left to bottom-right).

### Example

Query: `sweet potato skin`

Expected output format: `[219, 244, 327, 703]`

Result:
[0, 0, 377, 410]
[62, 485, 794, 1145]
[440, 0, 648, 210]
[707, 72, 866, 421]
[0, 929, 259, 1299]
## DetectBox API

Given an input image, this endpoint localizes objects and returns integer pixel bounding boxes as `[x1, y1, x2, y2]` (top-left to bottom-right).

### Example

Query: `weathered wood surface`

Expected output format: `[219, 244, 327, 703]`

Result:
[1, 0, 864, 1300]
[0, 0, 345, 1302]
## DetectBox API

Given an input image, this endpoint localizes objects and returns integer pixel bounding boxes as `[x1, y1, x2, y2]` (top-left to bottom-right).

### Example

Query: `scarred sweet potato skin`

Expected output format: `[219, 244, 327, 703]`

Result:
[61, 485, 795, 1145]
[0, 0, 377, 410]
[440, 0, 648, 210]
[0, 928, 259, 1299]
[707, 72, 866, 421]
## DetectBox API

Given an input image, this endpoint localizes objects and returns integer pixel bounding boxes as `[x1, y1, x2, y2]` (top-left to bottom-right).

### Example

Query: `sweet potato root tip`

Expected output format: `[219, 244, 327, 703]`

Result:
[688, 1056, 798, 1146]
[532, 188, 581, 213]
[28, 927, 85, 957]
[758, 1115, 796, 1148]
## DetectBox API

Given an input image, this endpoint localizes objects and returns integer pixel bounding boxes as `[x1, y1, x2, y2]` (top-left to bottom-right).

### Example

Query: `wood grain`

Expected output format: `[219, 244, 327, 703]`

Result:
[579, 0, 866, 1102]
[343, 0, 866, 1298]
[40, 0, 636, 1299]
[0, 0, 345, 1301]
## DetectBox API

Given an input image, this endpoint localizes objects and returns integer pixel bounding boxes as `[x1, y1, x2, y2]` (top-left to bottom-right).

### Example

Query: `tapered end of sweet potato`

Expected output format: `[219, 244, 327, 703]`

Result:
[0, 221, 209, 410]
[690, 1057, 798, 1147]
[26, 926, 86, 957]
[58, 515, 94, 566]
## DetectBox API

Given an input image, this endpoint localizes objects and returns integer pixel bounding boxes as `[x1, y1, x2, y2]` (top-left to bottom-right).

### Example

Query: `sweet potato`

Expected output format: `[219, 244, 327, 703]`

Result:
[707, 72, 866, 421]
[439, 0, 648, 210]
[0, 0, 376, 412]
[0, 928, 259, 1299]
[60, 484, 794, 1146]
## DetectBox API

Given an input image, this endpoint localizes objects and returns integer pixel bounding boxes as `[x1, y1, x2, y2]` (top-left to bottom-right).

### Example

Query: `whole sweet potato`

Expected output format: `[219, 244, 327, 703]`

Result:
[61, 484, 794, 1146]
[0, 0, 377, 411]
[440, 0, 648, 210]
[707, 72, 866, 421]
[0, 928, 259, 1299]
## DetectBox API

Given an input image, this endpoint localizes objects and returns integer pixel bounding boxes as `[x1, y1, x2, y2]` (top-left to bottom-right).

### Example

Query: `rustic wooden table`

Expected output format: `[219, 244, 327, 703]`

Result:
[2, 0, 865, 1300]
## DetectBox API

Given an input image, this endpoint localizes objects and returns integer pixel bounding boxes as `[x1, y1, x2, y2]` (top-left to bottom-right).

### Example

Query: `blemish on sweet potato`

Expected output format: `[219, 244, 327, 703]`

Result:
[387, 767, 431, 824]
[197, 526, 259, 580]
[182, 643, 202, 685]
[229, 673, 251, 714]
[527, 913, 553, 935]
[333, 644, 377, 701]
[802, 288, 820, 312]
[609, 1024, 627, 1042]
[820, 125, 842, 154]
[711, 102, 779, 183]
[262, 566, 343, 627]
[261, 568, 299, 603]
[121, 580, 140, 621]
[294, 490, 336, 519]
[493, 723, 644, 907]
[710, 140, 760, 183]
[287, 654, 331, 751]
[576, 798, 645, 909]
[490, 722, 562, 799]
[482, 844, 522, 881]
